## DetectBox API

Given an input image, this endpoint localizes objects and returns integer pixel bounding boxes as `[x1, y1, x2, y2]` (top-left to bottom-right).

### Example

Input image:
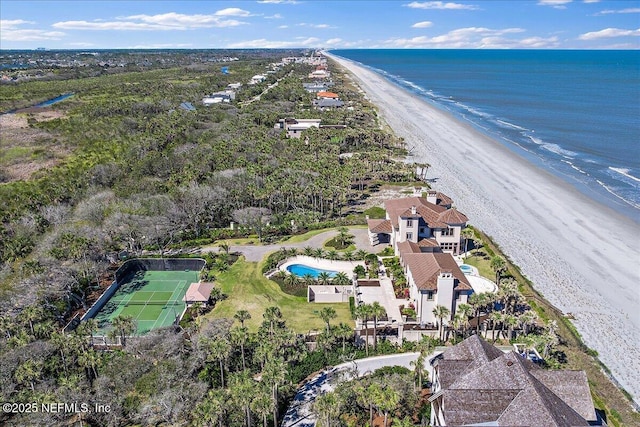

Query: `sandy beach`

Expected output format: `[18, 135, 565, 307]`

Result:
[326, 53, 640, 403]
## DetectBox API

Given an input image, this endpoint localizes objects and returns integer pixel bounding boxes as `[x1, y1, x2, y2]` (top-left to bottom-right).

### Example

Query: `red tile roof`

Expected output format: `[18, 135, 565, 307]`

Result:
[183, 282, 215, 303]
[367, 219, 392, 234]
[317, 91, 339, 99]
[402, 252, 471, 291]
[383, 196, 466, 229]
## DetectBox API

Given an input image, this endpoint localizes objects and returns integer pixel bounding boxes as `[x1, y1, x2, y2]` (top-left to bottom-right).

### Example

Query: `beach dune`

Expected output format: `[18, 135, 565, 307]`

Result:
[326, 52, 640, 404]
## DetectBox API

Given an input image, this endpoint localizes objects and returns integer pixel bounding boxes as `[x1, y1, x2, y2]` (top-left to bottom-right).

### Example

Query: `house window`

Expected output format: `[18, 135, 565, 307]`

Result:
[427, 291, 434, 300]
[419, 227, 425, 234]
[442, 228, 454, 236]
[455, 291, 460, 300]
[407, 219, 413, 227]
[406, 232, 413, 240]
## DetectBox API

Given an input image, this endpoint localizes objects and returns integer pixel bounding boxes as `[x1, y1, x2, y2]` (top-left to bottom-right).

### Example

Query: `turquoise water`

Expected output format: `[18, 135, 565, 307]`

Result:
[459, 264, 472, 273]
[286, 264, 338, 278]
[331, 49, 640, 221]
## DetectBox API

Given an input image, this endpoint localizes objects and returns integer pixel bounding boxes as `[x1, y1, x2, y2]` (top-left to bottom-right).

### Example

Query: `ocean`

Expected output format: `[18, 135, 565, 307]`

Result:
[331, 49, 640, 222]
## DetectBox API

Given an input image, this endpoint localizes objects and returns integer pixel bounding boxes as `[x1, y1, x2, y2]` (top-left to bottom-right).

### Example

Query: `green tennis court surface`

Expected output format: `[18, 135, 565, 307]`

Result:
[94, 269, 199, 335]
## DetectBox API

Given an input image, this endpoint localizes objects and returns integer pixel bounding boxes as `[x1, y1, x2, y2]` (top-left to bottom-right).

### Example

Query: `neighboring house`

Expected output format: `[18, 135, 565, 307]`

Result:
[316, 91, 340, 99]
[203, 90, 235, 105]
[274, 118, 322, 138]
[249, 74, 266, 84]
[429, 335, 600, 426]
[227, 82, 242, 90]
[183, 282, 215, 307]
[303, 82, 333, 93]
[313, 98, 344, 109]
[367, 191, 467, 254]
[179, 102, 196, 112]
[308, 69, 330, 79]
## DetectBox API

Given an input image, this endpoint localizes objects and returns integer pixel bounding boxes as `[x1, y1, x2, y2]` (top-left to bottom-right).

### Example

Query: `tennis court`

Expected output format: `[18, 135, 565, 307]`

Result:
[93, 269, 199, 335]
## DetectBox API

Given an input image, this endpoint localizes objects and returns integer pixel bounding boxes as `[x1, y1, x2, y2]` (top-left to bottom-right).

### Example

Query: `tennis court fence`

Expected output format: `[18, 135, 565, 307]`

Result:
[115, 258, 205, 283]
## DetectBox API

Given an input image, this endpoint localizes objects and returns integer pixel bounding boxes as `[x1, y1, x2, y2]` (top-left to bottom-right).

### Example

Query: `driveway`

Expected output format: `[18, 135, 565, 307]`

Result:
[200, 227, 385, 262]
[281, 352, 440, 427]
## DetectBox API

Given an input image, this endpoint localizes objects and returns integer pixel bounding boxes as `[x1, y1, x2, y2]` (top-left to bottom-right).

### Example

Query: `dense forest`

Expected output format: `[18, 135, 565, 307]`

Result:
[0, 50, 421, 426]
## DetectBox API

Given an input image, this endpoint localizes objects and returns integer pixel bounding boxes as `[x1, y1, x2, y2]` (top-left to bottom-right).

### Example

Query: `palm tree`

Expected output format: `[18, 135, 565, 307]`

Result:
[326, 249, 340, 260]
[342, 251, 355, 261]
[194, 389, 226, 427]
[489, 311, 503, 342]
[317, 271, 331, 286]
[251, 388, 273, 427]
[455, 303, 472, 338]
[490, 256, 507, 285]
[355, 304, 373, 356]
[469, 292, 490, 334]
[376, 386, 400, 427]
[319, 307, 337, 335]
[302, 273, 316, 286]
[432, 305, 451, 342]
[206, 337, 231, 387]
[234, 309, 252, 328]
[354, 249, 367, 260]
[77, 348, 100, 382]
[230, 326, 249, 370]
[332, 271, 351, 286]
[111, 314, 136, 346]
[313, 247, 324, 259]
[370, 301, 387, 351]
[264, 306, 283, 338]
[461, 227, 474, 258]
[335, 322, 353, 352]
[229, 370, 254, 427]
[336, 226, 352, 247]
[283, 273, 298, 288]
[519, 309, 539, 335]
[504, 314, 519, 341]
[314, 392, 340, 427]
[303, 246, 315, 257]
[262, 357, 288, 427]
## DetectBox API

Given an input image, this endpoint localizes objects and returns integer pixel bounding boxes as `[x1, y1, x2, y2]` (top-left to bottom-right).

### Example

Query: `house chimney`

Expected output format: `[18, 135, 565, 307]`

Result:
[411, 205, 417, 215]
[426, 190, 437, 205]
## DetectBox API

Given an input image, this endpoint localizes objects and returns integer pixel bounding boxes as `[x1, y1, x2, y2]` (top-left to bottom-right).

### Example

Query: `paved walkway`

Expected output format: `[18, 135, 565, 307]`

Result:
[200, 227, 384, 262]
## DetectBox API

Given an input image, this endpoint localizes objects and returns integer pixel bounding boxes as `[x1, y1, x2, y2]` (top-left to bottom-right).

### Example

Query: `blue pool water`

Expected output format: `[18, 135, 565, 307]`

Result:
[286, 264, 338, 278]
[459, 264, 473, 273]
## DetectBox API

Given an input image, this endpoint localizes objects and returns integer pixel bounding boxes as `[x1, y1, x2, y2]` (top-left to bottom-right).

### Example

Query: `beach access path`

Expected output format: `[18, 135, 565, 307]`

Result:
[325, 52, 640, 404]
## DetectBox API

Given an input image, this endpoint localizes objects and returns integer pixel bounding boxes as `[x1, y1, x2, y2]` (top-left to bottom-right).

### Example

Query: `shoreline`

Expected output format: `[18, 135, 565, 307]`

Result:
[325, 52, 640, 404]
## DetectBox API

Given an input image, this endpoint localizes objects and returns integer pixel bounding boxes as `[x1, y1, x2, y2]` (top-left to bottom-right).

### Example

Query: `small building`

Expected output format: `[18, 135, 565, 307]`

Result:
[249, 74, 266, 85]
[313, 99, 344, 109]
[274, 118, 322, 138]
[179, 102, 196, 112]
[303, 82, 333, 93]
[203, 90, 235, 105]
[316, 91, 339, 99]
[183, 282, 215, 307]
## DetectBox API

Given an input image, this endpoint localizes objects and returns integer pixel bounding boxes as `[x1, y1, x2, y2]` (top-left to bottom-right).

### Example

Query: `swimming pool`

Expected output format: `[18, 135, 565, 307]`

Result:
[286, 264, 338, 278]
[459, 264, 473, 273]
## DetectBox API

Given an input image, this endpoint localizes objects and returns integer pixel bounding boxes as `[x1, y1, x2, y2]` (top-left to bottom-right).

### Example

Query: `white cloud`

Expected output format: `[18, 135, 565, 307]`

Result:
[67, 42, 95, 47]
[382, 27, 557, 48]
[537, 0, 572, 9]
[214, 8, 252, 17]
[227, 37, 320, 48]
[578, 28, 640, 40]
[53, 13, 247, 31]
[297, 23, 335, 29]
[596, 8, 640, 15]
[0, 19, 35, 29]
[405, 1, 479, 10]
[583, 0, 600, 3]
[0, 19, 65, 41]
[278, 25, 289, 29]
[265, 13, 283, 19]
[412, 21, 433, 28]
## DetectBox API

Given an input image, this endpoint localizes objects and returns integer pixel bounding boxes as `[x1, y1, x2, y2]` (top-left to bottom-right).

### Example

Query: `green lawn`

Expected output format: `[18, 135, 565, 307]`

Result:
[462, 252, 495, 280]
[206, 258, 353, 333]
[280, 225, 367, 244]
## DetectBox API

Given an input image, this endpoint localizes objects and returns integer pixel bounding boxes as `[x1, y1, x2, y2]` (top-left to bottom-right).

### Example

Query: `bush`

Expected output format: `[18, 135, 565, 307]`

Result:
[364, 206, 386, 219]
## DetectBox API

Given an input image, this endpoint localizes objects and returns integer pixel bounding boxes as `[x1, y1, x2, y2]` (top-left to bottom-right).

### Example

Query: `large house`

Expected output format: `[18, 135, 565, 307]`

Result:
[368, 192, 472, 327]
[429, 335, 600, 426]
[368, 190, 468, 254]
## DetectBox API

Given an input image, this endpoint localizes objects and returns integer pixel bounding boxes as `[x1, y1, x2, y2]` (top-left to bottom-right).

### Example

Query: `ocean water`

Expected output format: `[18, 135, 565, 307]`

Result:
[332, 49, 640, 221]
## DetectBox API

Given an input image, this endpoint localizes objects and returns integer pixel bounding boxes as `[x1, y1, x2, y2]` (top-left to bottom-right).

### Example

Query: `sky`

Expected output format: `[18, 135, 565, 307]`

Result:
[1, 0, 639, 50]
